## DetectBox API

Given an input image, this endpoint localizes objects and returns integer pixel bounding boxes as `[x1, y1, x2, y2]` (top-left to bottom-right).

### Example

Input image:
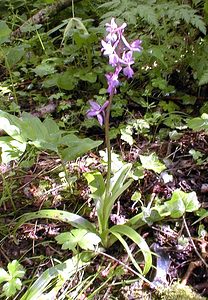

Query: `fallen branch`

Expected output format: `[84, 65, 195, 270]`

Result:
[11, 0, 82, 38]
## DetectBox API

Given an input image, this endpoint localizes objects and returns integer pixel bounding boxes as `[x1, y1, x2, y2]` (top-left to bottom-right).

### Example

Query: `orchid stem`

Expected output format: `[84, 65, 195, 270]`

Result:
[104, 92, 114, 199]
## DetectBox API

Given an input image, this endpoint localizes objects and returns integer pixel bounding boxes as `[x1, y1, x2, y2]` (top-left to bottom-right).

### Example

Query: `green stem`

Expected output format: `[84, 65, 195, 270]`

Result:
[104, 92, 114, 199]
[99, 92, 114, 244]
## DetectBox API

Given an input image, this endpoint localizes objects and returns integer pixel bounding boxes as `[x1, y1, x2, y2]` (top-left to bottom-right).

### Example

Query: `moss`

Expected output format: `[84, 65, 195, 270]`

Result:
[154, 282, 207, 300]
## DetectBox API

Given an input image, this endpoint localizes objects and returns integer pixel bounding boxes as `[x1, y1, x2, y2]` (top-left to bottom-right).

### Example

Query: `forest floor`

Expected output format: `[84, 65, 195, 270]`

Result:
[0, 124, 208, 299]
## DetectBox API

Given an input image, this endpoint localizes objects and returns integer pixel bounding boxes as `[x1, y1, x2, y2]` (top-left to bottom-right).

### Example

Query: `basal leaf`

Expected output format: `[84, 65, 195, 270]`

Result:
[110, 225, 152, 275]
[13, 210, 96, 241]
[0, 111, 25, 142]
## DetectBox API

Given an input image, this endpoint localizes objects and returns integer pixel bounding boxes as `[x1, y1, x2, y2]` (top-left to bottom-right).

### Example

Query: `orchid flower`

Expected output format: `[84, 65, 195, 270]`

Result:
[101, 18, 142, 95]
[86, 100, 109, 126]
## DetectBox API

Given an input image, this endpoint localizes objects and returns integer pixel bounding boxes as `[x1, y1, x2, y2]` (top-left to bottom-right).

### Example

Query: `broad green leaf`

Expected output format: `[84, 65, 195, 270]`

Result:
[164, 192, 185, 218]
[33, 63, 56, 77]
[78, 71, 97, 83]
[59, 134, 102, 161]
[6, 46, 25, 68]
[43, 118, 61, 136]
[139, 153, 166, 173]
[21, 112, 48, 142]
[14, 210, 96, 240]
[57, 71, 77, 90]
[110, 225, 152, 275]
[0, 111, 25, 142]
[0, 21, 11, 44]
[0, 137, 27, 163]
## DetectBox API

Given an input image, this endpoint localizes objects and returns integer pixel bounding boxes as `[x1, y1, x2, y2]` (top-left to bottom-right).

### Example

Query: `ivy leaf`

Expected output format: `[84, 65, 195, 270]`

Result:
[55, 232, 77, 251]
[165, 189, 200, 218]
[139, 153, 166, 174]
[187, 113, 208, 132]
[120, 125, 134, 146]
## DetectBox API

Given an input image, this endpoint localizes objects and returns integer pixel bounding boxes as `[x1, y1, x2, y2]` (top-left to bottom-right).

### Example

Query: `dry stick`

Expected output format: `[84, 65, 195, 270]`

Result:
[11, 0, 82, 38]
[183, 215, 208, 268]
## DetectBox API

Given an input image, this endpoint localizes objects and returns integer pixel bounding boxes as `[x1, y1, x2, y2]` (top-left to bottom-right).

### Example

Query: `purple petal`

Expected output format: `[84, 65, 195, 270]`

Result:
[122, 51, 134, 64]
[121, 35, 131, 50]
[101, 40, 115, 55]
[89, 100, 101, 110]
[123, 66, 134, 78]
[130, 40, 142, 52]
[86, 110, 98, 118]
[109, 53, 119, 66]
[97, 113, 104, 126]
[101, 100, 109, 110]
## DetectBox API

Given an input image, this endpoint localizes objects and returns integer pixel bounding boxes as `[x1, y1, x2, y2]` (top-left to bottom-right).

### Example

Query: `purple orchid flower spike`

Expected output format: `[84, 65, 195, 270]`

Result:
[102, 18, 142, 95]
[86, 100, 109, 126]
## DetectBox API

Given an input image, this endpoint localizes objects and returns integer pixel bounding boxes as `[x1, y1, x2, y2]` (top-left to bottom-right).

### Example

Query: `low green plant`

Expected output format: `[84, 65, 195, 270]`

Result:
[0, 260, 25, 298]
[0, 111, 102, 164]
